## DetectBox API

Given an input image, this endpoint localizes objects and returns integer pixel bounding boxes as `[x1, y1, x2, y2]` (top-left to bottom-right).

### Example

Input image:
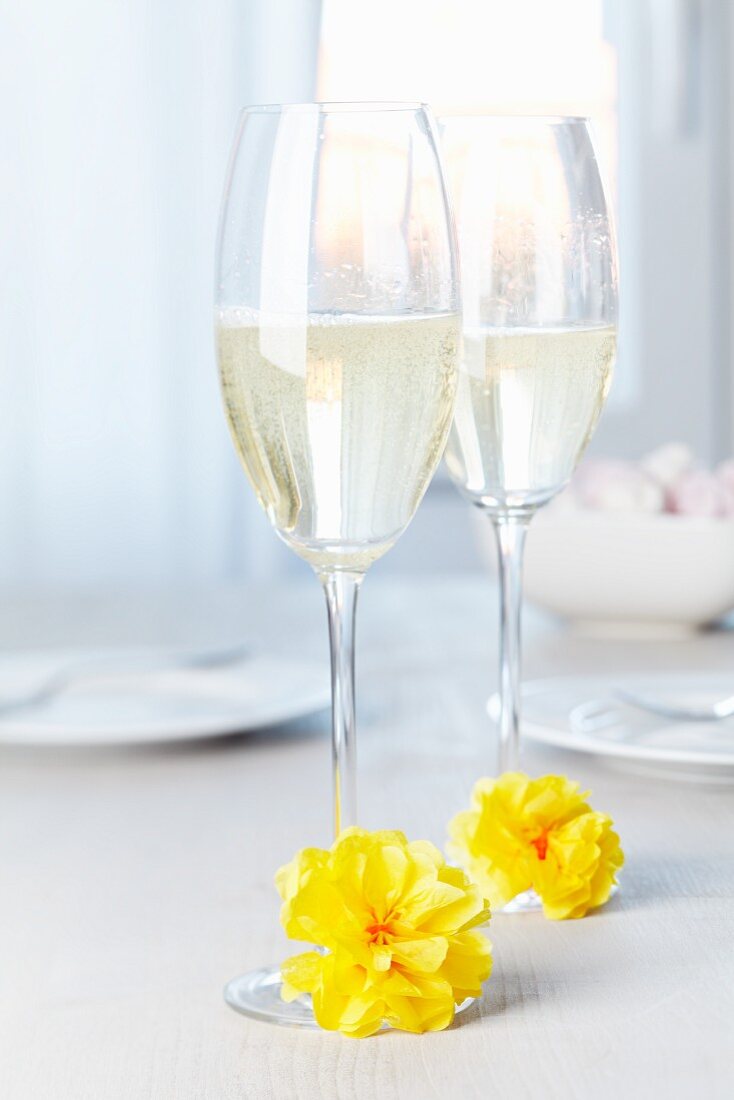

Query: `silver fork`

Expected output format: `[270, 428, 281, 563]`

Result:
[0, 642, 249, 718]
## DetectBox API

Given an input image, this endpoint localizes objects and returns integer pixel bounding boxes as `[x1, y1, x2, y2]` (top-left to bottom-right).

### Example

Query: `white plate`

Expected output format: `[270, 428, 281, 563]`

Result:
[490, 674, 734, 783]
[0, 650, 330, 746]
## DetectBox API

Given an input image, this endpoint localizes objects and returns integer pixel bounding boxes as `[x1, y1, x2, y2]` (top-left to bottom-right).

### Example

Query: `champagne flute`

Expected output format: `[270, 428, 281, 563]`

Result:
[440, 116, 617, 906]
[215, 103, 459, 1024]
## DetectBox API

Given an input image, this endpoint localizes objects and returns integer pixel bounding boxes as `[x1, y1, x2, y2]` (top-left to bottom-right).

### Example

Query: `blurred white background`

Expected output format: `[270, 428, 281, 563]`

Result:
[1, 0, 732, 589]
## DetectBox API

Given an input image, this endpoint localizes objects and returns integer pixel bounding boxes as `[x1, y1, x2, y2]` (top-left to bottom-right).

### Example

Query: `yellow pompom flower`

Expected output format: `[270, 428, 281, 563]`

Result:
[448, 772, 624, 920]
[275, 827, 492, 1038]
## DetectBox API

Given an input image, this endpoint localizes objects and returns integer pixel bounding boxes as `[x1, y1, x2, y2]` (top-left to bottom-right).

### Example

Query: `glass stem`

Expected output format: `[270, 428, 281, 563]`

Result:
[491, 513, 531, 774]
[321, 571, 363, 838]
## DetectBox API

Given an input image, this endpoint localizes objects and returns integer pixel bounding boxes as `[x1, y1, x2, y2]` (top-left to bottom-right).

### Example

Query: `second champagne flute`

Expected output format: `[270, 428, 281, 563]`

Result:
[440, 116, 617, 908]
[215, 102, 460, 1024]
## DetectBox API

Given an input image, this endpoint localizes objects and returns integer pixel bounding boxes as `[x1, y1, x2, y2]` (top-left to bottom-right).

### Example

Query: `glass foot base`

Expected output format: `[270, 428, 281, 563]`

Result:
[224, 965, 475, 1029]
[500, 888, 544, 913]
[225, 966, 320, 1028]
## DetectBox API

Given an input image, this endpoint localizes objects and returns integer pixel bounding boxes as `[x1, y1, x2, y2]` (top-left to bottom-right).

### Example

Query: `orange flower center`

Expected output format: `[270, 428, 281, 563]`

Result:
[366, 909, 401, 945]
[531, 831, 549, 861]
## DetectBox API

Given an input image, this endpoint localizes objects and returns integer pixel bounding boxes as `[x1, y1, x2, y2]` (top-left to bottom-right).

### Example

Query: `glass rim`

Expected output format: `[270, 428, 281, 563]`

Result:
[438, 112, 590, 124]
[239, 101, 429, 116]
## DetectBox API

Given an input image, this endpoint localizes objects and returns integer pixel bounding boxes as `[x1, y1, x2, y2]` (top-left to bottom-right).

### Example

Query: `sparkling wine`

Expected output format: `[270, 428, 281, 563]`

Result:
[445, 325, 616, 510]
[217, 311, 459, 571]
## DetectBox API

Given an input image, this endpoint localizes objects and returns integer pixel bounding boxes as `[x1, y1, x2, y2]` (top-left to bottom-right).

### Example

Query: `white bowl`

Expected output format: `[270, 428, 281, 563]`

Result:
[473, 510, 734, 636]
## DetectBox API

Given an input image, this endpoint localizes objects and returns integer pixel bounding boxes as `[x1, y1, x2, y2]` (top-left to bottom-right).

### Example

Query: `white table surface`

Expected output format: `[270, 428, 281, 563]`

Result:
[1, 577, 733, 1100]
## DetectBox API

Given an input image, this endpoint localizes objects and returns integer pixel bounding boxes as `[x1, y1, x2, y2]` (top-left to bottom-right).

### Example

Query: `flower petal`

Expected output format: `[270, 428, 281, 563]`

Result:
[363, 843, 409, 914]
[281, 950, 323, 997]
[390, 935, 448, 973]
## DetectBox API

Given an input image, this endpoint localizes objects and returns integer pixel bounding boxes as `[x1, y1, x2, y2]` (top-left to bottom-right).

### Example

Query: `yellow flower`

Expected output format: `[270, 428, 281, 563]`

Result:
[448, 772, 624, 920]
[275, 827, 492, 1038]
